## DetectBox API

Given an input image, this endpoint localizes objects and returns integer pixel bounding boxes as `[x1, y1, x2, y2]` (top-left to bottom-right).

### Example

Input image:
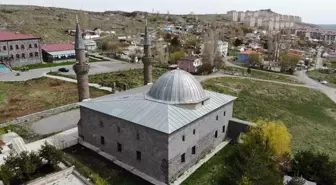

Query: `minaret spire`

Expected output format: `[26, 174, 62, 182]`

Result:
[73, 15, 90, 101]
[143, 18, 152, 85]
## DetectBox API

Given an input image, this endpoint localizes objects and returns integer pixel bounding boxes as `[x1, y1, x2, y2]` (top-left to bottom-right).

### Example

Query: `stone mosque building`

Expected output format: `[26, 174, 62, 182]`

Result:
[74, 19, 248, 185]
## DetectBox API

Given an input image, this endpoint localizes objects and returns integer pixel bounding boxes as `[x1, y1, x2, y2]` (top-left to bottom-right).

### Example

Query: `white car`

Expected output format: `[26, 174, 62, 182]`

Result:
[321, 80, 328, 85]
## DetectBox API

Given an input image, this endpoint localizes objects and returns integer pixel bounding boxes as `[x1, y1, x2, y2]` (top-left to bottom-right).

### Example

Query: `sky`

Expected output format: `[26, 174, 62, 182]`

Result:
[1, 0, 335, 24]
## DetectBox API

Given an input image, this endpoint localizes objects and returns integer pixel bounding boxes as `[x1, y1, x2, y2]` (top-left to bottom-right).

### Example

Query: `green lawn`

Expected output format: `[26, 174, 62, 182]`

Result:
[12, 57, 104, 70]
[63, 144, 150, 185]
[202, 78, 336, 159]
[224, 66, 302, 84]
[307, 70, 336, 88]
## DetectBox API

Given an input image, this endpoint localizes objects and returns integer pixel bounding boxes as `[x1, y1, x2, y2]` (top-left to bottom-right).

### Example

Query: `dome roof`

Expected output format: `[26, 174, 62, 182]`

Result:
[146, 69, 208, 104]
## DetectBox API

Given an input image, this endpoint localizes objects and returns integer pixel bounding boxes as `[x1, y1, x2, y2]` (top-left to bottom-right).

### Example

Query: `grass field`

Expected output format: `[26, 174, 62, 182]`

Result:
[307, 70, 336, 88]
[224, 66, 302, 84]
[63, 144, 150, 185]
[12, 57, 103, 70]
[202, 78, 336, 159]
[0, 77, 109, 123]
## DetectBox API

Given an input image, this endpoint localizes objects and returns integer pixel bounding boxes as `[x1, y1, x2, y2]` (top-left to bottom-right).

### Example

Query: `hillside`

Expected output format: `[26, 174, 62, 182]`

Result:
[0, 5, 230, 43]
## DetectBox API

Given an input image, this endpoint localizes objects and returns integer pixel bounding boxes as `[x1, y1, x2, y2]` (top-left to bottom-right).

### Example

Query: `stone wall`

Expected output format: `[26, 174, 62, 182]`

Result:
[0, 103, 79, 127]
[0, 39, 42, 67]
[27, 166, 75, 185]
[227, 118, 256, 142]
[78, 107, 169, 184]
[167, 101, 234, 182]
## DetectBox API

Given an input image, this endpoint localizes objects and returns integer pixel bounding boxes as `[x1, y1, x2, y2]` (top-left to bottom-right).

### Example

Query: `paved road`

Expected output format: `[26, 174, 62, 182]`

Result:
[0, 60, 142, 82]
[30, 109, 80, 135]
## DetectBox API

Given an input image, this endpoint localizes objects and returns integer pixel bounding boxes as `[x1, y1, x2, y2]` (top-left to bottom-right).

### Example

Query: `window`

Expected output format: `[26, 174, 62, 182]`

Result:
[182, 135, 185, 141]
[193, 129, 196, 135]
[34, 43, 38, 48]
[181, 153, 185, 163]
[136, 133, 140, 140]
[3, 46, 6, 50]
[117, 143, 122, 152]
[117, 126, 120, 133]
[192, 146, 196, 155]
[21, 53, 25, 59]
[100, 121, 104, 127]
[136, 151, 141, 161]
[29, 44, 32, 48]
[10, 45, 13, 50]
[16, 54, 20, 59]
[201, 101, 204, 105]
[224, 111, 226, 116]
[79, 134, 84, 141]
[10, 54, 13, 59]
[215, 130, 218, 138]
[100, 136, 105, 145]
[29, 53, 33, 58]
[21, 45, 25, 49]
[222, 126, 226, 133]
[15, 45, 19, 50]
[216, 116, 219, 121]
[35, 52, 39, 57]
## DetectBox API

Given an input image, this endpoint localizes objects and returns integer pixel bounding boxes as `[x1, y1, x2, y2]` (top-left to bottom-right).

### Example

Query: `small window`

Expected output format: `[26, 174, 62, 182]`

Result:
[29, 44, 32, 48]
[216, 116, 218, 121]
[10, 45, 13, 50]
[215, 131, 218, 138]
[21, 53, 25, 58]
[29, 53, 33, 58]
[100, 136, 105, 145]
[202, 101, 204, 105]
[100, 121, 104, 127]
[222, 125, 226, 133]
[224, 111, 226, 116]
[35, 52, 39, 57]
[192, 146, 196, 155]
[10, 54, 13, 59]
[21, 45, 25, 49]
[16, 54, 20, 59]
[15, 45, 19, 50]
[117, 143, 122, 152]
[3, 46, 6, 50]
[136, 133, 140, 140]
[193, 129, 196, 135]
[182, 135, 185, 141]
[34, 43, 38, 48]
[117, 126, 121, 133]
[136, 151, 142, 161]
[181, 153, 185, 163]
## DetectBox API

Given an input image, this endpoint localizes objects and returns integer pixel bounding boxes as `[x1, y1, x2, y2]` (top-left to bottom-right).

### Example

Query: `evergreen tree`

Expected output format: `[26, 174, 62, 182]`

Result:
[39, 141, 63, 168]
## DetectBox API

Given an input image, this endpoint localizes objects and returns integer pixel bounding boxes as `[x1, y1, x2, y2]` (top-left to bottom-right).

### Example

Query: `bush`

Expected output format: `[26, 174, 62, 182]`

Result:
[197, 64, 213, 75]
[169, 51, 185, 64]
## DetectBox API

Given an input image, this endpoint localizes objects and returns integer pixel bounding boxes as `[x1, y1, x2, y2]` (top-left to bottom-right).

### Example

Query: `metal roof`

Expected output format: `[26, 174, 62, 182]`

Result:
[79, 85, 236, 134]
[146, 69, 208, 104]
[0, 31, 40, 41]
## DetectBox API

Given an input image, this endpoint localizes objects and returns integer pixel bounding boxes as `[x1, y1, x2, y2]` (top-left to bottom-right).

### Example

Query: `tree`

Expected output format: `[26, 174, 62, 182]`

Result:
[39, 141, 63, 168]
[169, 51, 185, 64]
[279, 53, 301, 74]
[234, 38, 243, 47]
[0, 164, 15, 185]
[248, 54, 262, 66]
[292, 151, 336, 185]
[257, 120, 292, 158]
[202, 29, 217, 65]
[20, 151, 42, 180]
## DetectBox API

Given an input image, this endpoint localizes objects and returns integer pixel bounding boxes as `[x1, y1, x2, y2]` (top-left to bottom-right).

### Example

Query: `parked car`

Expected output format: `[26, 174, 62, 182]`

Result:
[58, 68, 69, 72]
[321, 80, 328, 85]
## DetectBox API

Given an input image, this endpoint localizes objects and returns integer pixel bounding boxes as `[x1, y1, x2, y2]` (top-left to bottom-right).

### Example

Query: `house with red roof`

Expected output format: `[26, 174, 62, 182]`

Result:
[41, 43, 76, 63]
[0, 31, 41, 67]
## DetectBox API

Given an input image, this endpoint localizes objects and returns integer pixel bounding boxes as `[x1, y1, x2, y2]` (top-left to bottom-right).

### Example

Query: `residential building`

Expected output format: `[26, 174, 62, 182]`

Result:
[178, 56, 202, 73]
[243, 17, 256, 27]
[227, 10, 238, 22]
[83, 40, 97, 51]
[0, 31, 41, 67]
[78, 69, 237, 184]
[217, 40, 229, 57]
[41, 43, 75, 63]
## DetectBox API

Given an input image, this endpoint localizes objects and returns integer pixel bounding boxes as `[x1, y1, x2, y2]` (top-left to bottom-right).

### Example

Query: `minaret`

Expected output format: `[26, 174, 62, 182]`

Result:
[143, 19, 152, 85]
[73, 16, 90, 101]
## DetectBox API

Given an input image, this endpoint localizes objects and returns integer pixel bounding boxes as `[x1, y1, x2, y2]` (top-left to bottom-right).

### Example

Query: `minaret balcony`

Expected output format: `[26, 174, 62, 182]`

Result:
[73, 63, 90, 74]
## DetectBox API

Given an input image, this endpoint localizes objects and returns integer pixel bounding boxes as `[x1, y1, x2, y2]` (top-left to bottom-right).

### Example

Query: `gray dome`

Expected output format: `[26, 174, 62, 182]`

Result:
[146, 69, 208, 104]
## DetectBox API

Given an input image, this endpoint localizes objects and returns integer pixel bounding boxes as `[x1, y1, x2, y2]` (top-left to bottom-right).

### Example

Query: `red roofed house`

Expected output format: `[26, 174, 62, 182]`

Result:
[41, 43, 75, 63]
[0, 31, 41, 67]
[178, 56, 202, 73]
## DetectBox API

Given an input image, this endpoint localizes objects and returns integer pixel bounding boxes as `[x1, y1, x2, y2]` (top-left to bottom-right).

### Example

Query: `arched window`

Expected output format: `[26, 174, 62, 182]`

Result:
[29, 53, 33, 58]
[29, 44, 32, 48]
[21, 45, 25, 50]
[3, 46, 6, 50]
[21, 53, 25, 58]
[15, 45, 19, 50]
[16, 54, 20, 59]
[34, 43, 38, 48]
[10, 54, 13, 59]
[34, 52, 39, 57]
[10, 45, 13, 50]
